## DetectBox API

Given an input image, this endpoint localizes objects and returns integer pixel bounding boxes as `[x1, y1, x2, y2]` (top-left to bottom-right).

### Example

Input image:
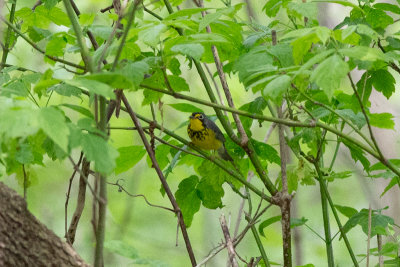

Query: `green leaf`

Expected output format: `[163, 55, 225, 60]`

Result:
[81, 134, 118, 174]
[336, 109, 366, 129]
[263, 0, 286, 17]
[175, 175, 201, 227]
[16, 143, 34, 164]
[168, 75, 189, 92]
[335, 205, 358, 218]
[196, 160, 226, 208]
[252, 139, 280, 164]
[171, 43, 204, 61]
[164, 7, 210, 20]
[115, 146, 146, 174]
[119, 61, 150, 89]
[262, 74, 291, 105]
[341, 138, 370, 171]
[310, 54, 349, 100]
[369, 113, 395, 129]
[38, 107, 69, 152]
[342, 209, 394, 237]
[48, 83, 82, 98]
[374, 3, 400, 14]
[259, 215, 281, 237]
[139, 24, 168, 47]
[287, 2, 318, 21]
[79, 13, 96, 26]
[168, 103, 203, 113]
[83, 72, 133, 89]
[291, 33, 319, 64]
[366, 8, 393, 29]
[104, 240, 139, 260]
[46, 35, 67, 57]
[66, 78, 115, 99]
[290, 217, 308, 228]
[370, 69, 396, 99]
[339, 46, 386, 62]
[60, 104, 93, 118]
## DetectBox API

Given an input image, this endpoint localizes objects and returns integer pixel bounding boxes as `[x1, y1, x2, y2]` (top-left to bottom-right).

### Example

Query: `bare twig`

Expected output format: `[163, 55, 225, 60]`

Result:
[220, 215, 238, 267]
[32, 0, 42, 10]
[66, 158, 90, 244]
[203, 63, 229, 118]
[107, 179, 174, 212]
[121, 93, 197, 266]
[65, 152, 84, 242]
[22, 164, 27, 200]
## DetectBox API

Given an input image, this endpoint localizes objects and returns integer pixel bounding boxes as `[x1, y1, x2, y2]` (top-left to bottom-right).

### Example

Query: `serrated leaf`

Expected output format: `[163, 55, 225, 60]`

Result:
[115, 146, 146, 174]
[336, 109, 366, 129]
[252, 139, 280, 164]
[38, 107, 69, 152]
[262, 75, 291, 105]
[370, 69, 395, 99]
[366, 8, 393, 29]
[339, 46, 386, 62]
[168, 103, 203, 113]
[119, 61, 150, 89]
[81, 134, 118, 174]
[310, 54, 348, 100]
[369, 113, 395, 129]
[175, 175, 201, 227]
[168, 75, 189, 92]
[48, 83, 82, 98]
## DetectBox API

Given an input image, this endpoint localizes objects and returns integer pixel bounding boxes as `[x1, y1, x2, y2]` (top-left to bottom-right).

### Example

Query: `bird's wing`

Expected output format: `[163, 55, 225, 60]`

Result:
[205, 118, 226, 143]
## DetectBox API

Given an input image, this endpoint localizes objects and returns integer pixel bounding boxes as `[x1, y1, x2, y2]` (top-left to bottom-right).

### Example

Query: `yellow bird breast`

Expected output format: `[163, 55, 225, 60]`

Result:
[188, 119, 222, 150]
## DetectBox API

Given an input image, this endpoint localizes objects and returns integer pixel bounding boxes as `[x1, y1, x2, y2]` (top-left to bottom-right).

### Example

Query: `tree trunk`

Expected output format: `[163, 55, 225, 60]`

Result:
[0, 182, 90, 267]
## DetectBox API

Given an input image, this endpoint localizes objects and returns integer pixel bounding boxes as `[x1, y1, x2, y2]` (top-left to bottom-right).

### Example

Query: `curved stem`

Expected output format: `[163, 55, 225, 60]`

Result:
[0, 0, 17, 71]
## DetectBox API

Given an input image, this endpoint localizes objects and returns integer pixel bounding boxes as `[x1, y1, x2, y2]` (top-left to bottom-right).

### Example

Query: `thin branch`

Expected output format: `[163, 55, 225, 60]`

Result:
[0, 0, 17, 71]
[107, 179, 174, 212]
[65, 152, 84, 242]
[22, 164, 27, 200]
[377, 234, 383, 267]
[66, 157, 90, 245]
[0, 17, 86, 70]
[203, 63, 229, 118]
[219, 215, 238, 267]
[121, 93, 197, 266]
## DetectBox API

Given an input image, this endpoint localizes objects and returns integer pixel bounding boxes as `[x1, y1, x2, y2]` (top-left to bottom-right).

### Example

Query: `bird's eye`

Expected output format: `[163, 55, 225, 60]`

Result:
[198, 114, 203, 120]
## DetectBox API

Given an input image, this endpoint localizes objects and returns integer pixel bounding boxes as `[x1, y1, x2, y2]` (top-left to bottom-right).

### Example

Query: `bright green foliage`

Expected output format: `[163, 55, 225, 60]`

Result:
[2, 0, 400, 265]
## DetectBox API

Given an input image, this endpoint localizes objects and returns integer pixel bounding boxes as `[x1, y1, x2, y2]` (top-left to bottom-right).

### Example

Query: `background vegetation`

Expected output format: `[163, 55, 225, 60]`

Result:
[1, 0, 400, 266]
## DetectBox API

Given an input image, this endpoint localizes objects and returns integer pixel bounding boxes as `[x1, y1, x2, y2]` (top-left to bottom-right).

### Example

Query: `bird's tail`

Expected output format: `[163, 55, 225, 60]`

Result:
[218, 146, 233, 161]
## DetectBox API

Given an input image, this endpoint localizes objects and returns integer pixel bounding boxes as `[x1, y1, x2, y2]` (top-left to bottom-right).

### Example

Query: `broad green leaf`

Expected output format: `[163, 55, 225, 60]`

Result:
[341, 138, 370, 171]
[168, 103, 203, 113]
[146, 144, 170, 170]
[38, 107, 69, 152]
[187, 33, 230, 44]
[369, 113, 395, 129]
[342, 209, 394, 237]
[295, 49, 335, 77]
[46, 36, 67, 57]
[115, 146, 146, 174]
[252, 139, 280, 164]
[366, 8, 393, 29]
[139, 24, 168, 47]
[168, 75, 190, 92]
[119, 61, 150, 89]
[310, 54, 349, 100]
[15, 143, 34, 164]
[81, 133, 118, 174]
[262, 74, 291, 105]
[89, 25, 115, 40]
[374, 3, 400, 14]
[370, 69, 395, 99]
[196, 160, 227, 208]
[339, 46, 386, 62]
[336, 109, 366, 129]
[79, 13, 96, 26]
[171, 44, 204, 61]
[381, 177, 398, 197]
[83, 73, 133, 89]
[259, 215, 281, 237]
[0, 106, 39, 138]
[335, 205, 358, 218]
[263, 0, 287, 17]
[66, 78, 115, 99]
[175, 175, 201, 227]
[312, 0, 363, 12]
[291, 33, 319, 64]
[287, 2, 318, 21]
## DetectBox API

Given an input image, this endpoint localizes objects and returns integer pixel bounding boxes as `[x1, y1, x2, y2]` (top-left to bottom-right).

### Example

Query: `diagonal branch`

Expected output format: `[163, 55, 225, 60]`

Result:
[220, 215, 238, 267]
[121, 93, 197, 266]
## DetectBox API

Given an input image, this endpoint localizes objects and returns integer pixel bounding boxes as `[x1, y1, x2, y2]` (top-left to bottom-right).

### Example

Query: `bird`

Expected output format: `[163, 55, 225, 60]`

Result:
[187, 112, 233, 161]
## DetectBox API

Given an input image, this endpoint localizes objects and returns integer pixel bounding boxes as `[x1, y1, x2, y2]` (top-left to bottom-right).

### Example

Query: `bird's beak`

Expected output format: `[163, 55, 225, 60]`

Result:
[189, 115, 194, 119]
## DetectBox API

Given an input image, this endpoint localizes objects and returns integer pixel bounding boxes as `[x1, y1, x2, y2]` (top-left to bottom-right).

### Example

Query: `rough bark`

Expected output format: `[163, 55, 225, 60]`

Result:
[0, 182, 90, 267]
